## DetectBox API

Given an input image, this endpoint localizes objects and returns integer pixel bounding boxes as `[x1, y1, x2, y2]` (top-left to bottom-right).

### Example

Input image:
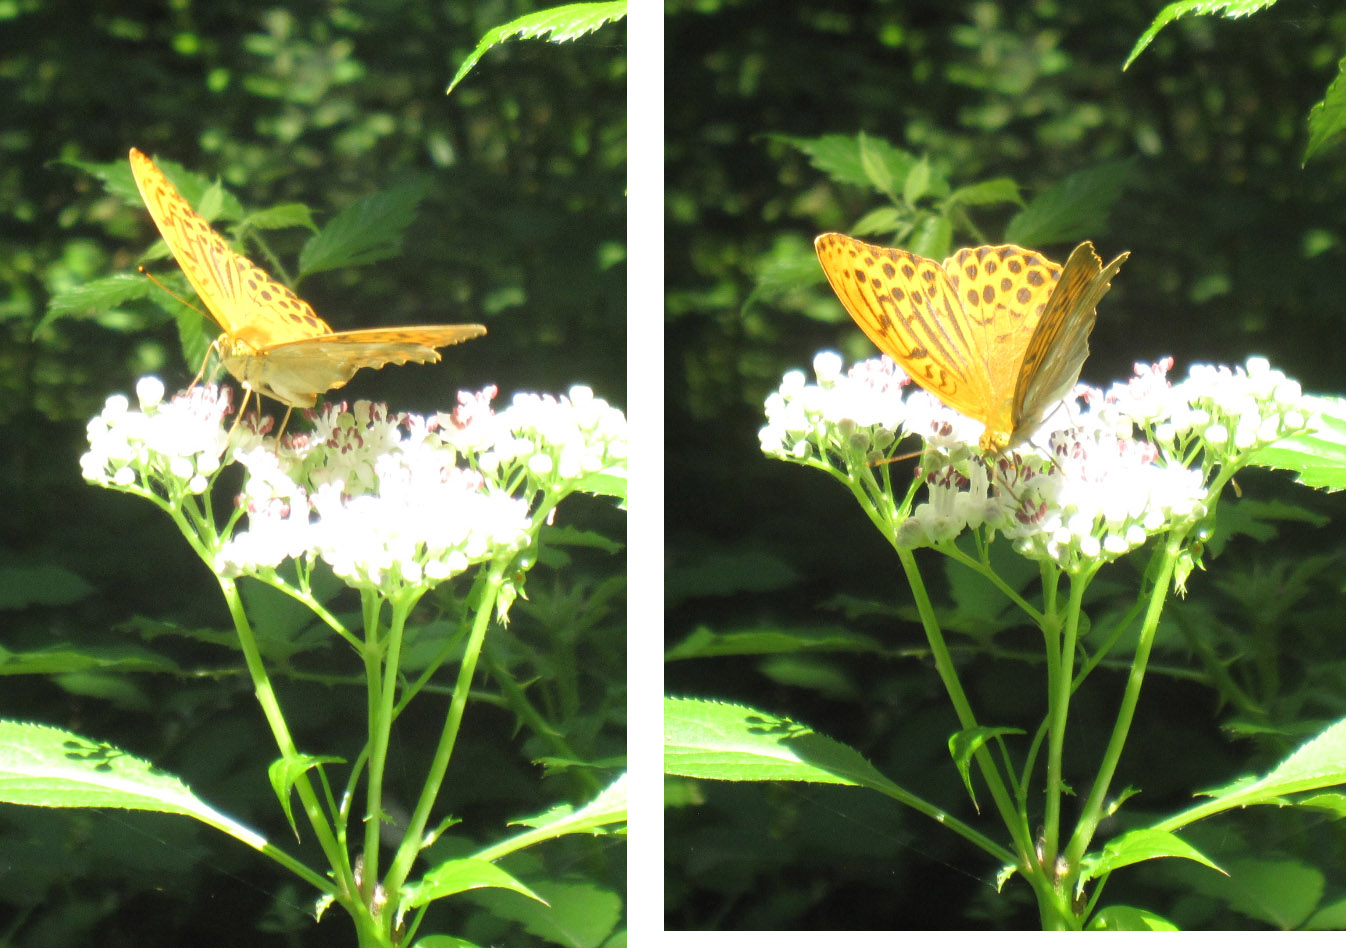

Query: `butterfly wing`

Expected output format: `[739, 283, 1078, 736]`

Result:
[228, 325, 488, 407]
[815, 233, 994, 423]
[1011, 242, 1129, 442]
[939, 245, 1066, 445]
[128, 148, 333, 348]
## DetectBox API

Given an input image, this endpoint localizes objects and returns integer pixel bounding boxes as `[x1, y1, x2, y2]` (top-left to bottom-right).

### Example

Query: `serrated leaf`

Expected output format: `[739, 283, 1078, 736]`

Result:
[41, 273, 154, 330]
[859, 132, 896, 199]
[0, 643, 175, 677]
[447, 1, 626, 94]
[1004, 161, 1133, 248]
[0, 720, 266, 851]
[663, 697, 902, 793]
[1305, 54, 1346, 163]
[466, 879, 620, 948]
[775, 132, 917, 193]
[1079, 828, 1223, 889]
[1157, 716, 1346, 831]
[1123, 0, 1279, 70]
[297, 180, 430, 277]
[405, 858, 547, 909]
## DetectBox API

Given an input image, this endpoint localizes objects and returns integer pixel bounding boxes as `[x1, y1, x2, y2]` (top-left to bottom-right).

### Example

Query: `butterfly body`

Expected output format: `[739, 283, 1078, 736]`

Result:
[814, 233, 1128, 451]
[129, 148, 486, 410]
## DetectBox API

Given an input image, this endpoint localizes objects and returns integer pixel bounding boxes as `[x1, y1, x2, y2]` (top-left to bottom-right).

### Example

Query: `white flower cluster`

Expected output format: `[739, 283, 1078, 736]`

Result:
[761, 353, 1313, 570]
[83, 379, 628, 594]
[81, 377, 231, 496]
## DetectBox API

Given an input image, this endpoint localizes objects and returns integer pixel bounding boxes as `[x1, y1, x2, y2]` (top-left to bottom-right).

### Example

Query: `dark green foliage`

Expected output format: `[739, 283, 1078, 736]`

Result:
[1, 2, 625, 945]
[666, 0, 1346, 931]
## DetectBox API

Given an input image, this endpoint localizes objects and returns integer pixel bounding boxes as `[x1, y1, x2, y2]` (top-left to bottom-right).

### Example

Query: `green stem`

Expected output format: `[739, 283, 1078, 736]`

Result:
[896, 548, 1033, 864]
[382, 557, 508, 902]
[218, 577, 359, 912]
[1062, 527, 1189, 874]
[1041, 569, 1093, 871]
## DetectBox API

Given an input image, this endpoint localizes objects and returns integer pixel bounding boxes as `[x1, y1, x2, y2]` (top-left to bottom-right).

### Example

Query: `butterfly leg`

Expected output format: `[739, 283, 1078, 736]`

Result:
[274, 407, 294, 443]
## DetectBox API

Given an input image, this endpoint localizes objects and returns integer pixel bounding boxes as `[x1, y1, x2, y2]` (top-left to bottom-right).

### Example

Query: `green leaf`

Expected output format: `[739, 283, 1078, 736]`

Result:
[41, 273, 155, 330]
[1088, 905, 1181, 931]
[1123, 0, 1279, 70]
[1004, 160, 1133, 248]
[948, 726, 1025, 811]
[859, 132, 897, 200]
[774, 132, 917, 193]
[242, 202, 319, 234]
[465, 879, 621, 948]
[1157, 716, 1346, 831]
[298, 179, 430, 277]
[948, 177, 1024, 208]
[848, 205, 905, 238]
[0, 642, 176, 677]
[267, 754, 344, 839]
[447, 1, 626, 94]
[663, 697, 902, 792]
[908, 212, 952, 259]
[412, 936, 484, 948]
[0, 720, 267, 851]
[1079, 828, 1223, 889]
[665, 624, 883, 661]
[0, 565, 94, 609]
[1181, 856, 1323, 929]
[405, 858, 547, 909]
[1305, 54, 1346, 163]
[1253, 395, 1346, 491]
[480, 772, 626, 863]
[902, 157, 931, 206]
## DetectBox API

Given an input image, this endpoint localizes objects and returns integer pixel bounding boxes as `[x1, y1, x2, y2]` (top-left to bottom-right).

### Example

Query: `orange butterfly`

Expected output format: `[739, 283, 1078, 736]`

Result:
[815, 233, 1128, 452]
[129, 148, 486, 423]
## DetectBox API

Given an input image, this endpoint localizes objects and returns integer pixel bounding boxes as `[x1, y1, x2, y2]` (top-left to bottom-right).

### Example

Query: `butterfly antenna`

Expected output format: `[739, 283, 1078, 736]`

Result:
[137, 265, 208, 318]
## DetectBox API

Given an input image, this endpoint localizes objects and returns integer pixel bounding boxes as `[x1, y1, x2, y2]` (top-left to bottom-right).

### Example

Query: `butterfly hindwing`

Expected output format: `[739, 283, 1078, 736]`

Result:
[1013, 242, 1129, 438]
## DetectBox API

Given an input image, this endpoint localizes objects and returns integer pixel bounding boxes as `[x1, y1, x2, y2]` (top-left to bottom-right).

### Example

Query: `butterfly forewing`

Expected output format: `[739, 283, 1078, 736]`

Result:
[814, 233, 993, 422]
[1012, 242, 1129, 440]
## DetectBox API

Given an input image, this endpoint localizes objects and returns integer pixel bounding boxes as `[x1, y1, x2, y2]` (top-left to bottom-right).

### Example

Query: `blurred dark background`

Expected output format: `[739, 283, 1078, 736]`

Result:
[1, 2, 625, 945]
[665, 0, 1346, 930]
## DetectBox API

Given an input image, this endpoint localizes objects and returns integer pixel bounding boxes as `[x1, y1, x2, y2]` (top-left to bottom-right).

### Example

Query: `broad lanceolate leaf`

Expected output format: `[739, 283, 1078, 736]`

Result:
[0, 720, 266, 851]
[1305, 54, 1346, 163]
[1123, 0, 1280, 70]
[475, 772, 626, 863]
[446, 1, 626, 93]
[1004, 160, 1133, 248]
[663, 697, 901, 793]
[404, 858, 546, 909]
[1156, 715, 1346, 831]
[1078, 828, 1223, 890]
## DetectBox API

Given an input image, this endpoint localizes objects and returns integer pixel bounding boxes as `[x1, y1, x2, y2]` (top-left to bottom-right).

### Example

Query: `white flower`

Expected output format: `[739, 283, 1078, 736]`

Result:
[761, 354, 1313, 569]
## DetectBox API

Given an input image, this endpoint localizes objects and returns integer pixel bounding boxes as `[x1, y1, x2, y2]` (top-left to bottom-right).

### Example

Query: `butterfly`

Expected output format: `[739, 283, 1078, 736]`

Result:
[814, 233, 1128, 452]
[128, 148, 486, 424]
